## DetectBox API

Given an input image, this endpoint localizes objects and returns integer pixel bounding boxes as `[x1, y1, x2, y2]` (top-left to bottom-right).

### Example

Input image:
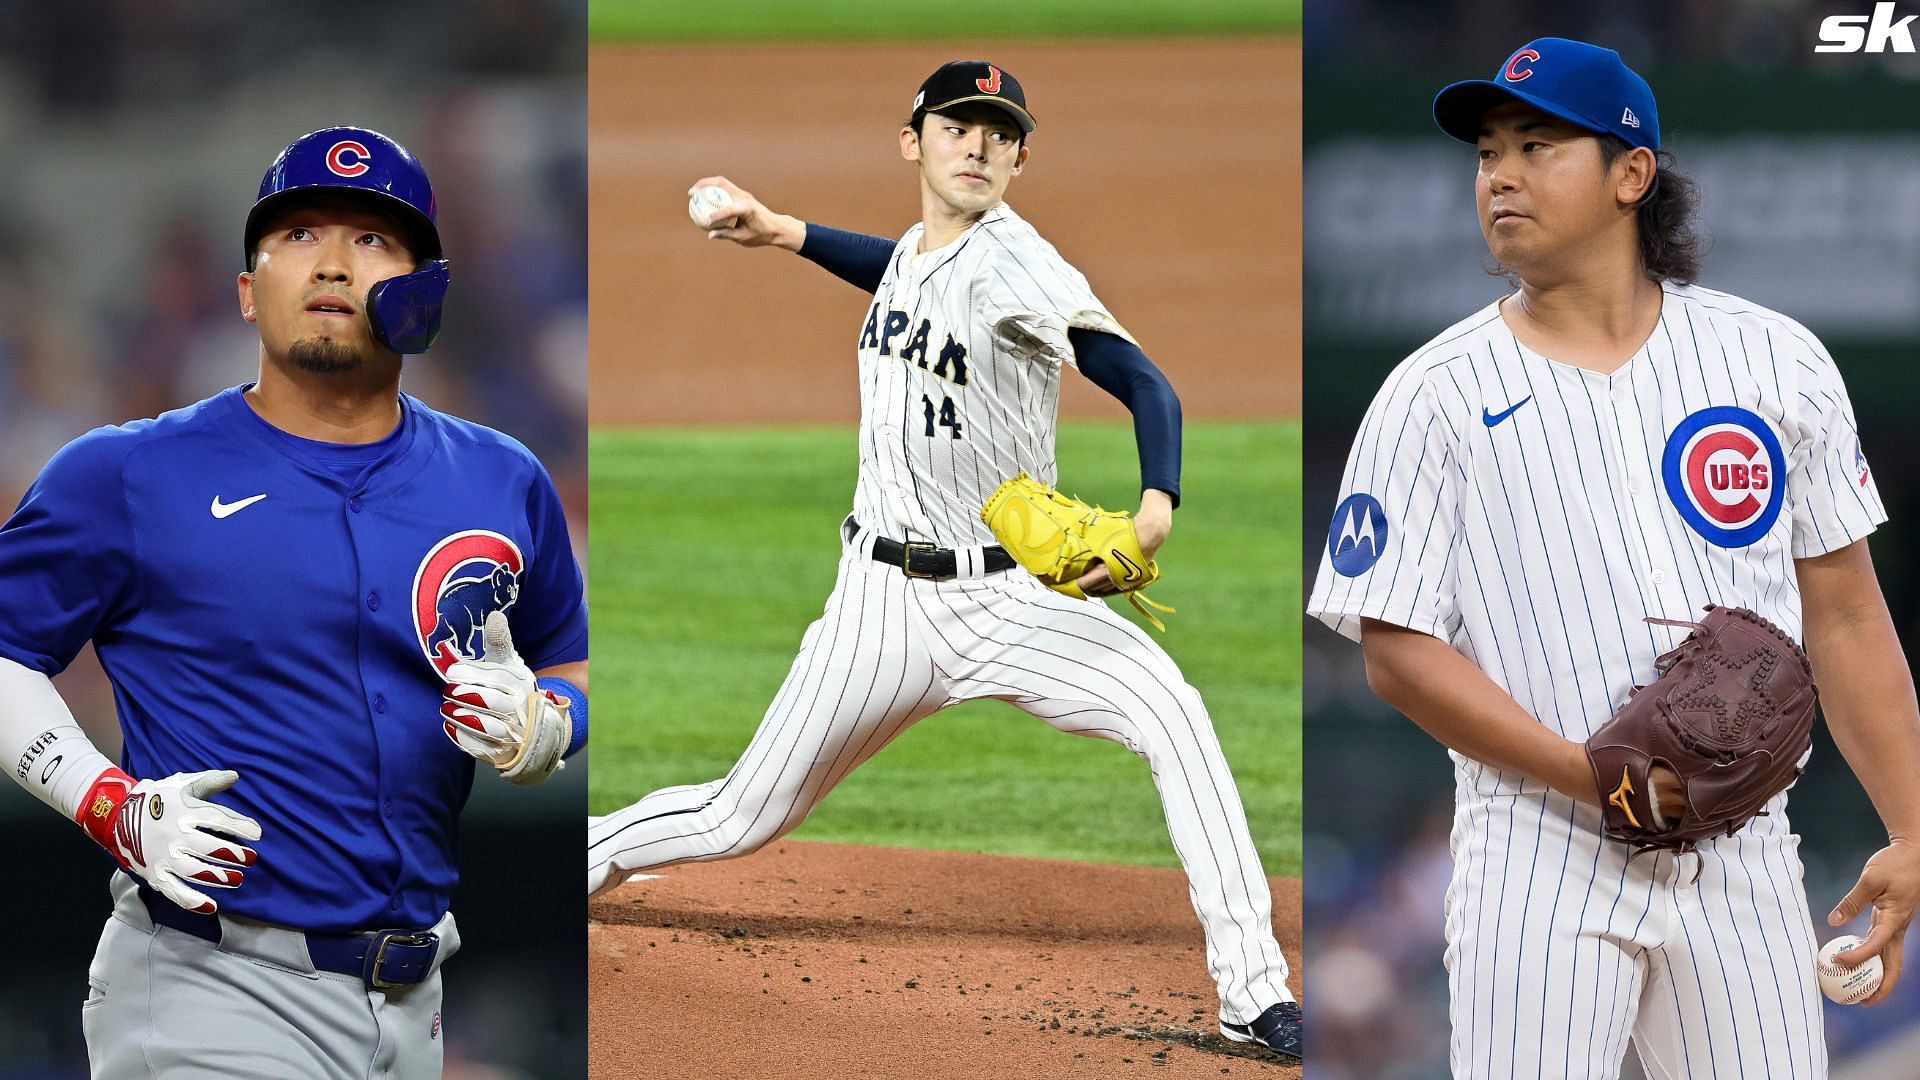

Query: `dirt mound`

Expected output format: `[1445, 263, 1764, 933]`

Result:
[589, 841, 1301, 1079]
[588, 38, 1302, 426]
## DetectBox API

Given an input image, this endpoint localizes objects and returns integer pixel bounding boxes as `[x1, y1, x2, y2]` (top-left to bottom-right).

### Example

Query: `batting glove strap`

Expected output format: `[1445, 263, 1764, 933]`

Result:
[538, 676, 588, 758]
[498, 689, 569, 786]
[76, 767, 262, 915]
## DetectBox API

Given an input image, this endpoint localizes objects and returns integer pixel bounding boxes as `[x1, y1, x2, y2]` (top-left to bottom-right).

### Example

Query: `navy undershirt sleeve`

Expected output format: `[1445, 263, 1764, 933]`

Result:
[797, 224, 895, 293]
[1069, 328, 1183, 507]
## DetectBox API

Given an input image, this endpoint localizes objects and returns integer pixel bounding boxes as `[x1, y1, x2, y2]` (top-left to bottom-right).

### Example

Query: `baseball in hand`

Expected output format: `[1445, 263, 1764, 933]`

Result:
[1817, 935, 1884, 1004]
[688, 185, 737, 229]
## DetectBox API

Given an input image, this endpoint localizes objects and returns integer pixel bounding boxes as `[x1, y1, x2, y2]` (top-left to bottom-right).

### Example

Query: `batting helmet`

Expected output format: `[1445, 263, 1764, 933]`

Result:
[245, 126, 451, 354]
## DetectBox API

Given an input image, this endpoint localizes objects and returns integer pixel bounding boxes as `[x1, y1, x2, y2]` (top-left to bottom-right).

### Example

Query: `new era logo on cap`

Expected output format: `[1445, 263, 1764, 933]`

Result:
[1433, 37, 1660, 151]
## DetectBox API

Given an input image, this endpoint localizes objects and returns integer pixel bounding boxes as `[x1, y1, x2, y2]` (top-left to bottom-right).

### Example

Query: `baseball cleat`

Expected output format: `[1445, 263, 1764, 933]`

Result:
[1219, 1001, 1301, 1063]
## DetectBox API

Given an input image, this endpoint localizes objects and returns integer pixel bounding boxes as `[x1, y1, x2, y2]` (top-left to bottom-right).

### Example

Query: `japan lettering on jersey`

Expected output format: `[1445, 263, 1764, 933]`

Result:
[848, 204, 1135, 549]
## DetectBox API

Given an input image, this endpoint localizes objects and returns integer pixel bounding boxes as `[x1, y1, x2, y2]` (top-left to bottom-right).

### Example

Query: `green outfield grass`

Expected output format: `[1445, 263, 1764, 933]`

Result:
[588, 421, 1302, 876]
[589, 0, 1300, 41]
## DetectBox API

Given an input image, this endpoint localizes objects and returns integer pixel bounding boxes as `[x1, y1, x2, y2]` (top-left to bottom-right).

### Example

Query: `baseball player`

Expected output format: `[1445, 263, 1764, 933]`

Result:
[0, 127, 588, 1078]
[1308, 38, 1920, 1078]
[587, 61, 1300, 1060]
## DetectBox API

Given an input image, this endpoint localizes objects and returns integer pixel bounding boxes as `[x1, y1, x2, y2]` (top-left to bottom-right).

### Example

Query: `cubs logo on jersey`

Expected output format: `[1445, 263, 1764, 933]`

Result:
[1661, 405, 1786, 548]
[412, 529, 525, 674]
[1327, 493, 1389, 577]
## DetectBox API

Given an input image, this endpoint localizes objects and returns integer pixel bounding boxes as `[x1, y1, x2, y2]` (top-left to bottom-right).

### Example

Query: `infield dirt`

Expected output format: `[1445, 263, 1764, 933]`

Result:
[588, 37, 1301, 423]
[588, 36, 1302, 1077]
[590, 841, 1303, 1078]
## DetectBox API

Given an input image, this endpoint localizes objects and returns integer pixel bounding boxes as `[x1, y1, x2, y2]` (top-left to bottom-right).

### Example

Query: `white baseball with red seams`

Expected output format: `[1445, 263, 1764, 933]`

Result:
[1817, 935, 1883, 1004]
[687, 185, 735, 229]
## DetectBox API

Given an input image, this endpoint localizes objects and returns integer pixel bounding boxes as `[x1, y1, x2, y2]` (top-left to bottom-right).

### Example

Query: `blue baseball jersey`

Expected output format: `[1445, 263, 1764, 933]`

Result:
[0, 385, 587, 932]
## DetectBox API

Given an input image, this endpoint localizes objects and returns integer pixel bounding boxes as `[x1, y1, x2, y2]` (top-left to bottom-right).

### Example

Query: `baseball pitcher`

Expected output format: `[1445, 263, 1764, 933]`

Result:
[1308, 38, 1920, 1078]
[588, 61, 1301, 1061]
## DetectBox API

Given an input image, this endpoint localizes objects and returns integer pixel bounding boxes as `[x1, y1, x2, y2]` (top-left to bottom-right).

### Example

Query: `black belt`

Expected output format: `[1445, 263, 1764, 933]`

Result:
[848, 518, 1015, 579]
[138, 885, 440, 991]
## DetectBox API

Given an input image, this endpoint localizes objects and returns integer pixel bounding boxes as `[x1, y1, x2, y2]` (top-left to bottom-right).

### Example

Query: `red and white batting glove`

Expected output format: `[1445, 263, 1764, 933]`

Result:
[76, 767, 261, 914]
[442, 611, 570, 786]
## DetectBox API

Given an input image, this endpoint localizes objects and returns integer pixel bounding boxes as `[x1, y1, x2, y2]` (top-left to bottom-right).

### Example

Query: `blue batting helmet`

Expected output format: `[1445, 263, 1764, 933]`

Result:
[245, 126, 451, 354]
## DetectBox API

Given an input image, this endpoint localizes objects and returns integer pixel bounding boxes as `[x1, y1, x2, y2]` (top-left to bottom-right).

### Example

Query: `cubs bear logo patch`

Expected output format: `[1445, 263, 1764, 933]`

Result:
[412, 530, 525, 675]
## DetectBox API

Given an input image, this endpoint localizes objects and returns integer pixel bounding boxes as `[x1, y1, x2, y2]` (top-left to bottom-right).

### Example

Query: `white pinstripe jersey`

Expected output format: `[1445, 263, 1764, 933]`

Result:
[849, 203, 1133, 549]
[1308, 283, 1885, 798]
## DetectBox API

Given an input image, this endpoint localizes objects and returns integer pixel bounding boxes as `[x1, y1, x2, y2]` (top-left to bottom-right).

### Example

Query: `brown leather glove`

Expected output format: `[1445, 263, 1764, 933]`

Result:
[1586, 606, 1817, 854]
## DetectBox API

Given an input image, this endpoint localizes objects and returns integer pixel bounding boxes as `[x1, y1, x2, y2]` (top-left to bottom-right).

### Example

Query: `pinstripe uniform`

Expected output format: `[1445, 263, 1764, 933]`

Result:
[1308, 283, 1883, 1078]
[589, 203, 1293, 1024]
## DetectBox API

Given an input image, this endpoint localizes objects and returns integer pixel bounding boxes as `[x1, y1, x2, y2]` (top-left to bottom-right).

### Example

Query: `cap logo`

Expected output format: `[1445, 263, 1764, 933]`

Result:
[326, 140, 372, 178]
[1502, 48, 1540, 82]
[976, 65, 1002, 94]
[1621, 106, 1641, 129]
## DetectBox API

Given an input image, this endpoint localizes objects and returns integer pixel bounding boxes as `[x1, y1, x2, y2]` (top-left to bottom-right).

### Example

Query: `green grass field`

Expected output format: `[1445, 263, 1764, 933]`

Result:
[589, 0, 1301, 41]
[588, 420, 1301, 876]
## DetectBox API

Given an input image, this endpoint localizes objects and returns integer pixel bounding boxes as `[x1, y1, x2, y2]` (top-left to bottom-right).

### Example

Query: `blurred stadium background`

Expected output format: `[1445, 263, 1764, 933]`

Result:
[0, 4, 586, 1077]
[1305, 1, 1920, 1076]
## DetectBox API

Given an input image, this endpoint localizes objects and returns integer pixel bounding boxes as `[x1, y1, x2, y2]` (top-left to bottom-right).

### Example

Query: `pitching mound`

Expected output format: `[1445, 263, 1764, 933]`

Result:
[589, 841, 1302, 1078]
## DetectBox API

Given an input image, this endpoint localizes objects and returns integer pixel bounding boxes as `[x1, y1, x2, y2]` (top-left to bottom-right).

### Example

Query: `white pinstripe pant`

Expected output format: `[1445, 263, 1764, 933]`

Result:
[1444, 790, 1826, 1079]
[587, 544, 1293, 1022]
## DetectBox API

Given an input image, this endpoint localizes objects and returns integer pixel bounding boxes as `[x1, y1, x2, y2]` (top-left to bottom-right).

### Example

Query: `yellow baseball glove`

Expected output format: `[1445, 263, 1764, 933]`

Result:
[980, 472, 1175, 631]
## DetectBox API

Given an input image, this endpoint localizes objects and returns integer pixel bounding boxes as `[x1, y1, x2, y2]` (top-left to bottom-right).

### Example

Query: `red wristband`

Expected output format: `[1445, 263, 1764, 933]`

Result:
[76, 766, 134, 858]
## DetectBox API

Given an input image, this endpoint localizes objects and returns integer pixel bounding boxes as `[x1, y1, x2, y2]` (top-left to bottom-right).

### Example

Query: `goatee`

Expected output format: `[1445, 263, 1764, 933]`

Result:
[288, 338, 366, 375]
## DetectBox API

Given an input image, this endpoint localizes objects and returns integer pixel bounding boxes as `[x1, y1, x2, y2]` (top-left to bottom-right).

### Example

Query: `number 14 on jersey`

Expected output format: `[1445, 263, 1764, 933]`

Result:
[921, 394, 963, 439]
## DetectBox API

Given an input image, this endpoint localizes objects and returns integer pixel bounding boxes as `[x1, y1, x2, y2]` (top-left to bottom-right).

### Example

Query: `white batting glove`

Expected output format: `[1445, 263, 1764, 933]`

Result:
[441, 611, 570, 786]
[76, 768, 262, 915]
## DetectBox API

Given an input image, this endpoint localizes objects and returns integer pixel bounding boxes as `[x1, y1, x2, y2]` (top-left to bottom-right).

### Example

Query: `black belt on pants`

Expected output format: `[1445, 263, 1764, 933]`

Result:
[138, 884, 440, 991]
[847, 517, 1015, 579]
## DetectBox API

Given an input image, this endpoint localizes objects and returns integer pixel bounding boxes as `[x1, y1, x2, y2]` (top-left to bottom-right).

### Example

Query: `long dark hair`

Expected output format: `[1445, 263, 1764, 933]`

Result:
[1599, 136, 1705, 285]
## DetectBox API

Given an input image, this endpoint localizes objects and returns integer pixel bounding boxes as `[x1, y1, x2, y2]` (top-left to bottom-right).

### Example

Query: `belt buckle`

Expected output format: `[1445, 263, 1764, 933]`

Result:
[900, 541, 939, 579]
[366, 929, 438, 990]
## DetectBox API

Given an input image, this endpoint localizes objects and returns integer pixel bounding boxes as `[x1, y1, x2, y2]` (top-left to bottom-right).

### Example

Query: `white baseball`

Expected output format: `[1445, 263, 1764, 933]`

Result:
[688, 185, 737, 229]
[1817, 935, 1884, 1004]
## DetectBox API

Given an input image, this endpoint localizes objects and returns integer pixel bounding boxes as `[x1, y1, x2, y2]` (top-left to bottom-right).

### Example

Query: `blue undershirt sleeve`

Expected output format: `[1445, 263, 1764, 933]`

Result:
[797, 224, 894, 294]
[1068, 328, 1183, 508]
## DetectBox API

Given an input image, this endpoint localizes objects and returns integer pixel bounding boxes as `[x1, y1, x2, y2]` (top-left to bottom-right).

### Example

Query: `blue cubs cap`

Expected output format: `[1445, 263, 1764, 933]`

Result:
[1433, 38, 1659, 151]
[245, 127, 450, 354]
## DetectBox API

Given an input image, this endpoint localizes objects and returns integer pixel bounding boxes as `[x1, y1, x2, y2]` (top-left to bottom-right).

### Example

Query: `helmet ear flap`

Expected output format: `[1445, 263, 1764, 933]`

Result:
[366, 260, 450, 354]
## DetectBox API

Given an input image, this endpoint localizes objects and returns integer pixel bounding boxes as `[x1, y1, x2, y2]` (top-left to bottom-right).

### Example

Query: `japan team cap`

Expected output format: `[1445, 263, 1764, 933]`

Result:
[1433, 37, 1659, 151]
[912, 60, 1035, 134]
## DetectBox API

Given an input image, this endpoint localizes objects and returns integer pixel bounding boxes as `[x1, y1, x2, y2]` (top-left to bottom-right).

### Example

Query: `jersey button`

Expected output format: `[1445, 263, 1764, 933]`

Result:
[390, 896, 402, 912]
[374, 694, 388, 715]
[349, 497, 363, 513]
[1650, 569, 1667, 585]
[383, 798, 395, 818]
[367, 591, 380, 612]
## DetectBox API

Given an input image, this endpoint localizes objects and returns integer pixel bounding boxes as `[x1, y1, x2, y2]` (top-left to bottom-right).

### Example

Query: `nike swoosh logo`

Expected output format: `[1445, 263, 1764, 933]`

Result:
[1482, 396, 1532, 427]
[210, 493, 268, 519]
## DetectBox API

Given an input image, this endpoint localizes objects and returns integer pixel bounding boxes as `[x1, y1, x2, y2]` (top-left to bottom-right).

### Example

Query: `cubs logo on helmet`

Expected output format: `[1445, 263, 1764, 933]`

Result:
[1661, 406, 1786, 548]
[412, 530, 525, 675]
[325, 140, 372, 178]
[1328, 493, 1389, 577]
